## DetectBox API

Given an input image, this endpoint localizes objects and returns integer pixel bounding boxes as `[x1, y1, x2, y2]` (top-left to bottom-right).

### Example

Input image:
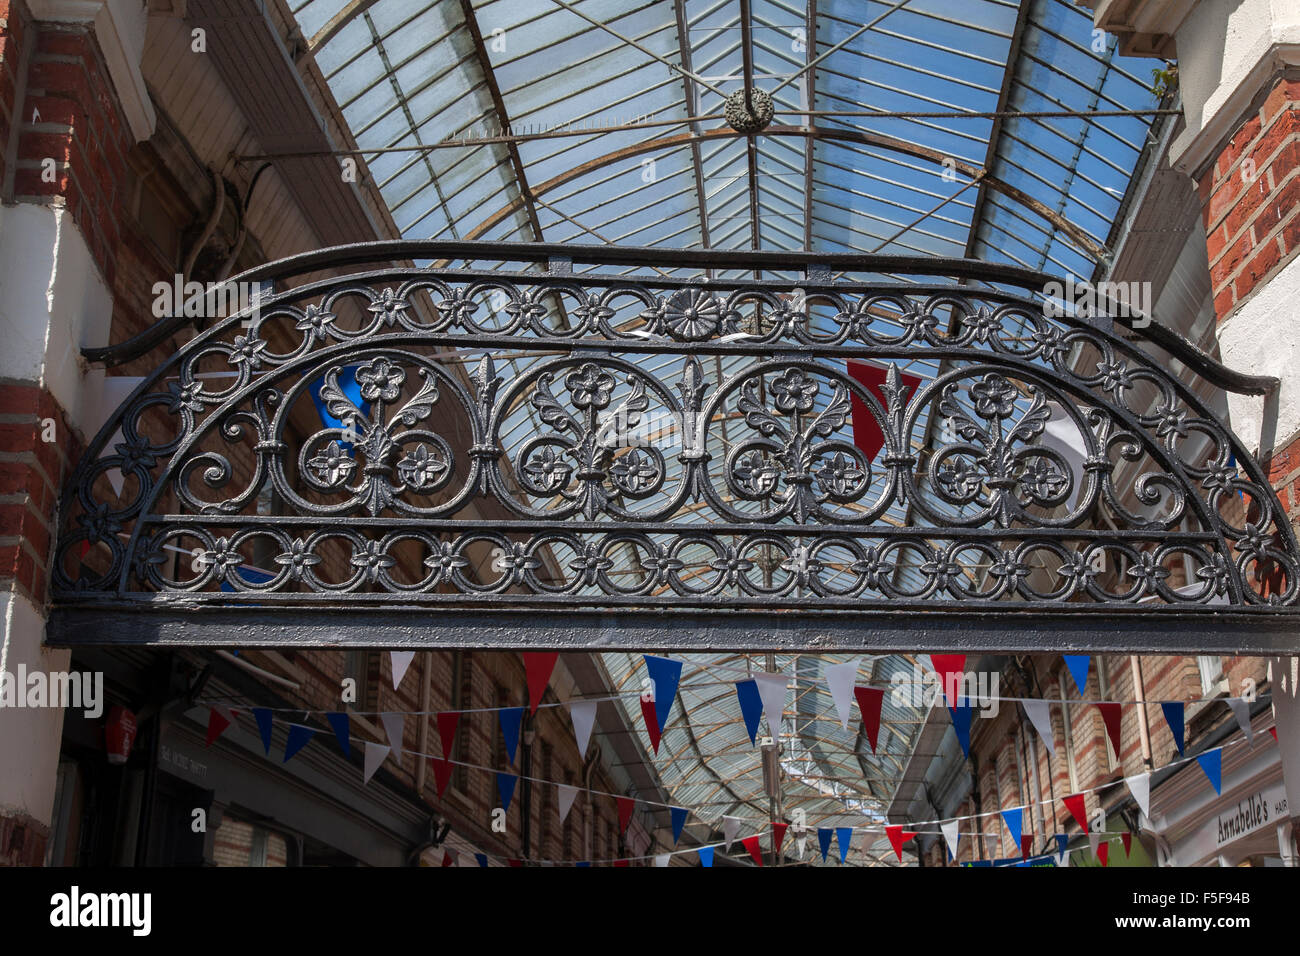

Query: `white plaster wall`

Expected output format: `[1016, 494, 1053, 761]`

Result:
[0, 592, 70, 829]
[0, 204, 110, 834]
[1216, 252, 1300, 456]
[0, 203, 112, 436]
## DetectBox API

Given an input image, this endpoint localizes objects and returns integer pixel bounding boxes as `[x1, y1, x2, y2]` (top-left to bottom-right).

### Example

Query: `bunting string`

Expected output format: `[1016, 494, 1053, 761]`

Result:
[204, 697, 1275, 838]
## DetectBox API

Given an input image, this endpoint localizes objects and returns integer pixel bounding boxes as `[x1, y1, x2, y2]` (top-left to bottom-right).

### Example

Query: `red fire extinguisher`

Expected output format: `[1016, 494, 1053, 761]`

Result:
[105, 706, 137, 765]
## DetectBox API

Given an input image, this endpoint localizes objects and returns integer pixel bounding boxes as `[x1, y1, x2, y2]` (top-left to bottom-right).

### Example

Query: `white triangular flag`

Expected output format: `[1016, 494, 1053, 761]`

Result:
[753, 673, 788, 737]
[825, 659, 861, 731]
[796, 836, 806, 860]
[654, 853, 671, 867]
[1056, 844, 1070, 867]
[557, 783, 578, 824]
[390, 651, 415, 689]
[1125, 771, 1151, 820]
[381, 712, 404, 762]
[1088, 831, 1101, 860]
[723, 815, 741, 851]
[1022, 699, 1056, 756]
[363, 742, 390, 783]
[940, 819, 960, 861]
[1226, 698, 1253, 745]
[569, 700, 597, 756]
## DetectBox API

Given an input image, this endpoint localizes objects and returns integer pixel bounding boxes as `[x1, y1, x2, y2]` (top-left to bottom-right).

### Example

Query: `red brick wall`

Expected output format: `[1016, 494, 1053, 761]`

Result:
[1200, 75, 1300, 320]
[0, 383, 79, 607]
[1265, 432, 1300, 539]
[9, 13, 131, 288]
[0, 1, 28, 190]
[933, 652, 1266, 867]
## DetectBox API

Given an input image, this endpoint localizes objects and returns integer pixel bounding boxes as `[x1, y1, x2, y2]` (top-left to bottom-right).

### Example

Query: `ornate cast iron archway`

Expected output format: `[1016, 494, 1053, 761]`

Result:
[47, 243, 1300, 652]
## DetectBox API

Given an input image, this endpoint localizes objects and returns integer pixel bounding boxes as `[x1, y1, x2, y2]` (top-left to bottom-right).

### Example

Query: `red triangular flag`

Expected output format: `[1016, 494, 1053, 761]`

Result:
[79, 539, 91, 560]
[1270, 727, 1278, 742]
[930, 654, 967, 709]
[640, 695, 662, 755]
[617, 796, 634, 834]
[436, 711, 459, 755]
[429, 757, 453, 797]
[885, 825, 915, 861]
[205, 707, 232, 748]
[523, 652, 559, 714]
[441, 850, 456, 867]
[854, 686, 884, 752]
[1020, 834, 1033, 860]
[1097, 841, 1109, 867]
[509, 858, 523, 867]
[772, 821, 788, 855]
[613, 859, 628, 867]
[742, 835, 763, 867]
[1121, 832, 1132, 856]
[847, 361, 922, 460]
[1063, 792, 1089, 833]
[1097, 701, 1122, 758]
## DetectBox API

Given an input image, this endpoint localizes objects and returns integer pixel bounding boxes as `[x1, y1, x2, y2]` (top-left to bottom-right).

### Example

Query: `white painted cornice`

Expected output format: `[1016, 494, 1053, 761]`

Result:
[1170, 41, 1300, 179]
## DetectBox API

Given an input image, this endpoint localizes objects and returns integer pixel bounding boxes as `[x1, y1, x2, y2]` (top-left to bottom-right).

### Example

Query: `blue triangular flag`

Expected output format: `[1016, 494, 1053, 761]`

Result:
[475, 853, 488, 868]
[698, 846, 714, 867]
[952, 702, 973, 758]
[1001, 807, 1023, 846]
[836, 827, 853, 863]
[1064, 655, 1091, 695]
[1196, 749, 1222, 794]
[325, 712, 350, 758]
[499, 707, 524, 764]
[496, 707, 522, 764]
[736, 679, 763, 745]
[497, 771, 518, 811]
[817, 827, 833, 862]
[1054, 834, 1069, 857]
[671, 806, 689, 845]
[644, 655, 683, 733]
[1161, 701, 1185, 755]
[252, 707, 273, 754]
[576, 861, 590, 867]
[284, 724, 314, 763]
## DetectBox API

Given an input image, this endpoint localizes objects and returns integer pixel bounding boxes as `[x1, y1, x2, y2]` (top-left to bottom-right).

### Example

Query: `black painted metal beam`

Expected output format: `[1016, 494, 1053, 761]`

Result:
[962, 0, 1034, 262]
[46, 605, 1300, 654]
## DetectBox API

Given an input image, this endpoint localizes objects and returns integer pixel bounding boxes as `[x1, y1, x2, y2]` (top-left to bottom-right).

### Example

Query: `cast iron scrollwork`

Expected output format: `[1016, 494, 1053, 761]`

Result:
[50, 248, 1300, 614]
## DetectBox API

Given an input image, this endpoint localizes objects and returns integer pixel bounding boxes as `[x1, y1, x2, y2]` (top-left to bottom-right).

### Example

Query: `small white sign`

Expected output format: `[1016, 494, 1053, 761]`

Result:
[1214, 783, 1287, 848]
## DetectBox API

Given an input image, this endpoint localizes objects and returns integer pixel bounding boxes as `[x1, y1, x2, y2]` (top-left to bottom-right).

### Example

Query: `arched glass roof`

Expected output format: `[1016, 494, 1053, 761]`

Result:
[283, 0, 1164, 864]
[290, 0, 1161, 277]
